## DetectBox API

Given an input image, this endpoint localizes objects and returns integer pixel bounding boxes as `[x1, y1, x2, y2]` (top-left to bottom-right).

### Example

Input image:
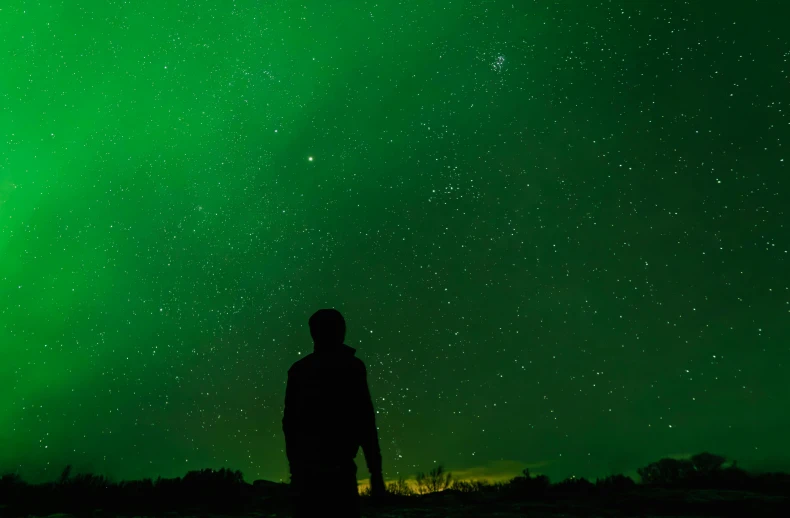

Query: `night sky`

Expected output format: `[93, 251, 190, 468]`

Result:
[2, 1, 788, 487]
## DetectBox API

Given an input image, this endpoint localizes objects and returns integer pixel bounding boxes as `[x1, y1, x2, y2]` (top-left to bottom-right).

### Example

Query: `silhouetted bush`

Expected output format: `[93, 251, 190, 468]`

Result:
[415, 465, 453, 494]
[638, 457, 696, 485]
[0, 465, 280, 517]
[690, 452, 727, 474]
[0, 473, 23, 492]
[552, 476, 595, 497]
[451, 479, 499, 493]
[703, 463, 751, 490]
[634, 452, 776, 492]
[595, 473, 636, 495]
[180, 467, 247, 511]
[387, 475, 416, 496]
[502, 468, 551, 500]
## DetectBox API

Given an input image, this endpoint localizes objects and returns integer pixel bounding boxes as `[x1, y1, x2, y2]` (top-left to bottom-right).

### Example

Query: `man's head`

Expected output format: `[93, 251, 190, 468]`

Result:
[309, 308, 346, 347]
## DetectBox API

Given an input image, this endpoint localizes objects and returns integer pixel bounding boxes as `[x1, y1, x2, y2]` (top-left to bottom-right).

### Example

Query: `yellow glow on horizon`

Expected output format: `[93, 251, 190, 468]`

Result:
[355, 460, 545, 494]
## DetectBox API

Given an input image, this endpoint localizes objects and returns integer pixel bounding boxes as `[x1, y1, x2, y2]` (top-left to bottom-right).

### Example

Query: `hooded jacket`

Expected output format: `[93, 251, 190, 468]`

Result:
[282, 343, 383, 476]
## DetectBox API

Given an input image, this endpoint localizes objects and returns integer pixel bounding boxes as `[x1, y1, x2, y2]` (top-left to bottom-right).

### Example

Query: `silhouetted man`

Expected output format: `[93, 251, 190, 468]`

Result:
[283, 309, 386, 517]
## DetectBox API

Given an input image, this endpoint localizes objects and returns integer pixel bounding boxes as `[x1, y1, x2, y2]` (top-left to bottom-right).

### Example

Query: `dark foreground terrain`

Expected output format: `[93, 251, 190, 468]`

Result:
[3, 453, 789, 517]
[362, 488, 790, 517]
[3, 486, 789, 518]
[4, 488, 789, 518]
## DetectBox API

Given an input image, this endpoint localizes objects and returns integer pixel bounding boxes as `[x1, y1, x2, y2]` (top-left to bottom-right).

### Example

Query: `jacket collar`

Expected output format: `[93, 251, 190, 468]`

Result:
[313, 342, 356, 356]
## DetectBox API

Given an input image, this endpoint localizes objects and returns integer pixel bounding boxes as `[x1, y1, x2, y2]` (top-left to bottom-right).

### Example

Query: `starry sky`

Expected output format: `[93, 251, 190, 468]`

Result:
[1, 0, 789, 487]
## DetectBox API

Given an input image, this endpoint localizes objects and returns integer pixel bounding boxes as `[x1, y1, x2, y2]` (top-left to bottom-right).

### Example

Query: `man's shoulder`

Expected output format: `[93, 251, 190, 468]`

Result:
[287, 353, 314, 375]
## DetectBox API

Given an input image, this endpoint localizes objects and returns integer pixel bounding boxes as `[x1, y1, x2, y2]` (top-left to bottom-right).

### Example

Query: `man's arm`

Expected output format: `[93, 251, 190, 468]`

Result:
[282, 369, 300, 471]
[357, 361, 383, 475]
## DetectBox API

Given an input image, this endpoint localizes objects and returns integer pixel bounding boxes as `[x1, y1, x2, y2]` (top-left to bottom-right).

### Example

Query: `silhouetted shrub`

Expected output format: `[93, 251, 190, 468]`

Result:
[502, 468, 550, 500]
[552, 476, 594, 497]
[450, 479, 498, 493]
[633, 452, 768, 491]
[415, 465, 453, 494]
[712, 464, 751, 489]
[638, 457, 696, 485]
[58, 465, 72, 485]
[0, 465, 260, 516]
[387, 476, 416, 496]
[596, 474, 635, 489]
[172, 468, 246, 511]
[0, 473, 23, 492]
[690, 452, 727, 474]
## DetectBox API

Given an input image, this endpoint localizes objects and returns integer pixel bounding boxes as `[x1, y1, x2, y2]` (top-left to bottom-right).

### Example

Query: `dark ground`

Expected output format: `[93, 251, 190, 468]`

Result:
[6, 488, 788, 518]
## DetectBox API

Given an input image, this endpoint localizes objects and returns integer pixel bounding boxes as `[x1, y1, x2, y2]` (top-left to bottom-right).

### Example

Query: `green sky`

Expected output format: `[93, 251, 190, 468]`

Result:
[1, 0, 788, 485]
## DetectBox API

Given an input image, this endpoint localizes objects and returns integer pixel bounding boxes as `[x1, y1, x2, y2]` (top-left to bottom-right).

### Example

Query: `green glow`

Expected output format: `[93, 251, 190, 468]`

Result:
[2, 0, 788, 485]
